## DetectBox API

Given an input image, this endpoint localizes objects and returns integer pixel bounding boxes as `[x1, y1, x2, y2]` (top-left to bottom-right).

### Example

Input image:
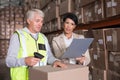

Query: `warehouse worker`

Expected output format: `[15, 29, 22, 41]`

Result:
[52, 13, 90, 66]
[6, 9, 67, 80]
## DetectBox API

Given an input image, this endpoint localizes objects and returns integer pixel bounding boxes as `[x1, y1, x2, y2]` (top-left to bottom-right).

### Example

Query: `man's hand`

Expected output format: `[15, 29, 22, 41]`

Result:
[25, 56, 40, 66]
[53, 60, 67, 68]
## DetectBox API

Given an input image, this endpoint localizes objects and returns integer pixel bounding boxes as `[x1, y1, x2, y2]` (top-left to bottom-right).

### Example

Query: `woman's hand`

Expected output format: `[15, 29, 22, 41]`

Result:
[76, 56, 85, 65]
[53, 60, 67, 68]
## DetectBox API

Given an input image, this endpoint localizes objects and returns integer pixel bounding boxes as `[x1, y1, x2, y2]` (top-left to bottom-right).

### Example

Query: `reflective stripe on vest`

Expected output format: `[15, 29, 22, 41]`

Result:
[10, 29, 47, 80]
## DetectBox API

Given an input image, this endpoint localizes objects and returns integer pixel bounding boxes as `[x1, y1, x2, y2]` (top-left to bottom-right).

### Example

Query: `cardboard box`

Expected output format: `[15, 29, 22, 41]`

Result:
[59, 0, 75, 15]
[105, 28, 120, 51]
[107, 70, 120, 80]
[108, 52, 120, 74]
[89, 50, 106, 70]
[29, 64, 89, 80]
[92, 29, 106, 51]
[90, 68, 106, 80]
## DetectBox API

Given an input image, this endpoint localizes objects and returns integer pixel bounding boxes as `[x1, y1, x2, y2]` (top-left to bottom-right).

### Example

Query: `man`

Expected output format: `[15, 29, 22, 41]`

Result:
[6, 9, 66, 80]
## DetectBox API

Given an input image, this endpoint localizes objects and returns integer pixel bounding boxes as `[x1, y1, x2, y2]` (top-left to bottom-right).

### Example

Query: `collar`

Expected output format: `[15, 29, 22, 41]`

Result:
[23, 27, 39, 35]
[23, 27, 39, 40]
[63, 32, 73, 39]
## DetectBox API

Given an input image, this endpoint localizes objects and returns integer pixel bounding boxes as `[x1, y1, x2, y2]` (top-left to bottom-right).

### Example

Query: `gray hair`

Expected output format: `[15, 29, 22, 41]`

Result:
[26, 9, 44, 20]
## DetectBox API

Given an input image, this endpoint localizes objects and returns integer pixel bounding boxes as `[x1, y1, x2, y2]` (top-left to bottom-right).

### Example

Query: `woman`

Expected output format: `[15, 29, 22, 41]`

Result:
[52, 13, 90, 66]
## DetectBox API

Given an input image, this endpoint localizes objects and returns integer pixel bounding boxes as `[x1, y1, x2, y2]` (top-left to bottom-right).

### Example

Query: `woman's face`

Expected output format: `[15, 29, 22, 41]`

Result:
[63, 18, 76, 34]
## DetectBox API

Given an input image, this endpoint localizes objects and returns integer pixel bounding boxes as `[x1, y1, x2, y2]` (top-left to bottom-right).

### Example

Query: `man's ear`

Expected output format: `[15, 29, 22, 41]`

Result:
[27, 19, 31, 24]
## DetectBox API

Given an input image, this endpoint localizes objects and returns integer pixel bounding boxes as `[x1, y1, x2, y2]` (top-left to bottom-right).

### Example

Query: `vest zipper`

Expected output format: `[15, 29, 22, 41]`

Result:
[30, 34, 39, 52]
[35, 40, 39, 52]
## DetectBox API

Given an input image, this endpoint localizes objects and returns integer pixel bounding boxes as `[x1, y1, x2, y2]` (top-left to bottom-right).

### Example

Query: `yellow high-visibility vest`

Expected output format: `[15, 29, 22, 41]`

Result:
[10, 29, 47, 80]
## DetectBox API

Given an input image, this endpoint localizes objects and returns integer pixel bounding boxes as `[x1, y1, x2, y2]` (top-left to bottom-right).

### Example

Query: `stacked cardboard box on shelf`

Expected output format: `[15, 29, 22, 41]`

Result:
[41, 0, 120, 34]
[107, 70, 120, 80]
[105, 28, 120, 51]
[50, 19, 59, 31]
[79, 0, 96, 7]
[0, 9, 6, 39]
[0, 40, 9, 58]
[72, 28, 120, 80]
[74, 8, 83, 24]
[88, 28, 120, 80]
[43, 1, 58, 23]
[40, 0, 51, 9]
[82, 0, 104, 24]
[14, 7, 24, 31]
[0, 6, 25, 40]
[41, 1, 61, 33]
[59, 0, 75, 15]
[0, 6, 25, 80]
[104, 28, 120, 76]
[89, 67, 106, 80]
[0, 58, 10, 80]
[105, 0, 120, 17]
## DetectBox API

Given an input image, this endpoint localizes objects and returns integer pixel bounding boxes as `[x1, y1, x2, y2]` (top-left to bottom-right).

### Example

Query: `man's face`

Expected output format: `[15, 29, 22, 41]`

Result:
[27, 13, 44, 33]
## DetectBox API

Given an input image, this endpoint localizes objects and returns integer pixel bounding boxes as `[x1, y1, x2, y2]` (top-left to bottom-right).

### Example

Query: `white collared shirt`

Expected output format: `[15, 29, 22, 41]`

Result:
[63, 33, 73, 48]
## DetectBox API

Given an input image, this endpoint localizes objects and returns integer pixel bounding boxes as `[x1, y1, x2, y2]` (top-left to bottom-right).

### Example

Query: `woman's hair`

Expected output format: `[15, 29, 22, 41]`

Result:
[26, 9, 44, 20]
[63, 13, 78, 25]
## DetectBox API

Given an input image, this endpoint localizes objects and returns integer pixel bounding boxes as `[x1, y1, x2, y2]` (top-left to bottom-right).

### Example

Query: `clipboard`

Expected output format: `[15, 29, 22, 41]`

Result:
[61, 38, 94, 58]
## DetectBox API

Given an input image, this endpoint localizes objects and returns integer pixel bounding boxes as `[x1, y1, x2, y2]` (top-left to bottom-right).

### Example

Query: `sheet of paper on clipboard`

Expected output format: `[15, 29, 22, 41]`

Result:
[61, 38, 94, 58]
